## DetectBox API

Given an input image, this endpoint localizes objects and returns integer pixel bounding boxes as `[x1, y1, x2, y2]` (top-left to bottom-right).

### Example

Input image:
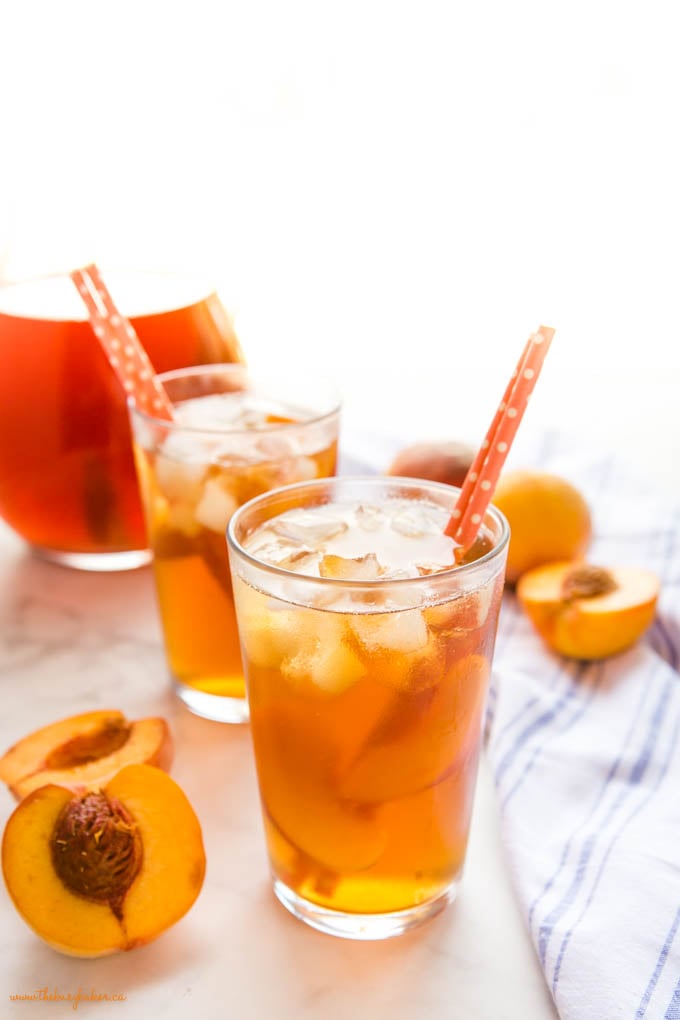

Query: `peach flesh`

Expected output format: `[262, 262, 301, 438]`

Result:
[517, 561, 660, 660]
[2, 764, 206, 957]
[0, 710, 173, 800]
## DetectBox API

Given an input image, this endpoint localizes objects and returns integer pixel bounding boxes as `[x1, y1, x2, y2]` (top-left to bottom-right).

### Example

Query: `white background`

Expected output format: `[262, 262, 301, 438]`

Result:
[0, 8, 677, 1015]
[1, 1, 679, 496]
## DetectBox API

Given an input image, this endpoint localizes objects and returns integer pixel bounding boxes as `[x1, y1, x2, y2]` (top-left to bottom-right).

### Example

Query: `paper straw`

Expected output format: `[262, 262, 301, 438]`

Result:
[446, 326, 555, 552]
[70, 264, 175, 421]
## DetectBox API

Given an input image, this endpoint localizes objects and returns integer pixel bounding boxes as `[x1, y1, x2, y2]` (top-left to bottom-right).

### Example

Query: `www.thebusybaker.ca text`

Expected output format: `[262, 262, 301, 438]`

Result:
[9, 986, 127, 1009]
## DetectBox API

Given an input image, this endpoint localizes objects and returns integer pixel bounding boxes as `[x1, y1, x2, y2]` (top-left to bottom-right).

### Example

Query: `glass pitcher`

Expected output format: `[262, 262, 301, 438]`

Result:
[0, 269, 244, 570]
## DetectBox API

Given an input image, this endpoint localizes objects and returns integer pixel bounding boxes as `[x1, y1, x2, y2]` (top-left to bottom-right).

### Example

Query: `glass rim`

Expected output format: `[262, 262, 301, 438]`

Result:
[128, 363, 342, 437]
[227, 474, 510, 588]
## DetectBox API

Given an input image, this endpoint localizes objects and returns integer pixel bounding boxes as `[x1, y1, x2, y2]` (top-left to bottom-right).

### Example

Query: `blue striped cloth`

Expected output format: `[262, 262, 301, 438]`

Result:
[341, 428, 680, 1019]
[487, 432, 680, 1020]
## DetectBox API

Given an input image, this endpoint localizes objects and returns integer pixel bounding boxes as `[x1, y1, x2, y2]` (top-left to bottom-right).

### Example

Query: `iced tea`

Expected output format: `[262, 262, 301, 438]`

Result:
[228, 478, 508, 938]
[130, 365, 340, 723]
[0, 272, 243, 569]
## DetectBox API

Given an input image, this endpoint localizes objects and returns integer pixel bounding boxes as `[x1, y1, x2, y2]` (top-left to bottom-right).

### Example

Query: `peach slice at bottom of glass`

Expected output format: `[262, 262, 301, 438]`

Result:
[250, 700, 388, 874]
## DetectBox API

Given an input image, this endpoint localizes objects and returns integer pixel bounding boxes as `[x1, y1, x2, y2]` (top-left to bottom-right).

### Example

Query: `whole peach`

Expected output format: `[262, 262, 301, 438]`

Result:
[386, 441, 475, 489]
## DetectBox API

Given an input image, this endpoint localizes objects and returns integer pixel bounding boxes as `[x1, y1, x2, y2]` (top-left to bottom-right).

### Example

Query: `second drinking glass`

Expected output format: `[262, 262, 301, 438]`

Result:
[129, 364, 340, 723]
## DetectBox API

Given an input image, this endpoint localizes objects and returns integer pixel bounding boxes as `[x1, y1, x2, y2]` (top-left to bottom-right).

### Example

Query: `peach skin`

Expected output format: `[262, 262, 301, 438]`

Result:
[0, 710, 173, 801]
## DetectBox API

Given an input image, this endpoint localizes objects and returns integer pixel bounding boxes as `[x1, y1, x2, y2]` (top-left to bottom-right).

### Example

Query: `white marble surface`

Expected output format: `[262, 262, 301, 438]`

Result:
[0, 520, 557, 1019]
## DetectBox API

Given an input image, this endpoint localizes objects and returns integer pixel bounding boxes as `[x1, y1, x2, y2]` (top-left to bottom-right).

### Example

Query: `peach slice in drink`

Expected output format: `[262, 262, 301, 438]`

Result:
[251, 701, 387, 873]
[328, 675, 401, 771]
[334, 654, 490, 804]
[376, 768, 475, 880]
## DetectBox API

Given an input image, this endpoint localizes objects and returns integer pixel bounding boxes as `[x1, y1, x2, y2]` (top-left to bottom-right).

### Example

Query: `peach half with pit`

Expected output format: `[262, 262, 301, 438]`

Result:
[517, 561, 660, 660]
[1, 764, 205, 956]
[0, 710, 173, 801]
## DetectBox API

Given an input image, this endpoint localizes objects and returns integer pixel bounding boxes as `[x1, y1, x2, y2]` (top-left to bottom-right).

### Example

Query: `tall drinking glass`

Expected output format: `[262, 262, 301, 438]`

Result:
[130, 365, 340, 723]
[227, 476, 509, 938]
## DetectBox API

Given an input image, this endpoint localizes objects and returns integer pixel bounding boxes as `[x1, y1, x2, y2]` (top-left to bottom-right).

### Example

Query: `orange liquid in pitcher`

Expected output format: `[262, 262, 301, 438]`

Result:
[235, 499, 504, 914]
[0, 273, 243, 555]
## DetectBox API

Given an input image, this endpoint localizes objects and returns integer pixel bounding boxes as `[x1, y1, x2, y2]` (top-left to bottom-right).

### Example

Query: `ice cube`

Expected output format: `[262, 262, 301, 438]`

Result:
[175, 392, 251, 429]
[283, 616, 366, 693]
[350, 610, 441, 692]
[378, 566, 420, 580]
[422, 599, 458, 630]
[424, 580, 498, 631]
[166, 501, 202, 537]
[255, 455, 319, 492]
[355, 504, 386, 532]
[234, 583, 307, 669]
[194, 478, 239, 533]
[350, 608, 429, 653]
[243, 525, 279, 552]
[373, 580, 424, 613]
[245, 528, 323, 577]
[213, 434, 261, 466]
[279, 550, 321, 574]
[249, 540, 319, 572]
[247, 531, 293, 559]
[155, 452, 207, 503]
[255, 433, 298, 461]
[390, 504, 443, 538]
[416, 562, 446, 576]
[271, 508, 348, 545]
[470, 584, 494, 628]
[319, 553, 383, 580]
[283, 456, 319, 483]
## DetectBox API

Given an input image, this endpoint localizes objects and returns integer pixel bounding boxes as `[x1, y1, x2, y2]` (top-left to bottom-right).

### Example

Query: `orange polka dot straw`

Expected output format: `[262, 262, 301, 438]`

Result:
[446, 326, 555, 554]
[70, 264, 175, 421]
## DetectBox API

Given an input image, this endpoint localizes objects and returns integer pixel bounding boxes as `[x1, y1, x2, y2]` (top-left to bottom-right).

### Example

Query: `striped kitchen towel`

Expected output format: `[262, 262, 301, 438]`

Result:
[488, 431, 680, 1020]
[340, 427, 680, 1019]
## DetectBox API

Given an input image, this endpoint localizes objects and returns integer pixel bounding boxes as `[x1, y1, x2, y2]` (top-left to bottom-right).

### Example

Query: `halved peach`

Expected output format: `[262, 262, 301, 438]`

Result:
[0, 710, 173, 801]
[517, 561, 660, 659]
[2, 764, 205, 957]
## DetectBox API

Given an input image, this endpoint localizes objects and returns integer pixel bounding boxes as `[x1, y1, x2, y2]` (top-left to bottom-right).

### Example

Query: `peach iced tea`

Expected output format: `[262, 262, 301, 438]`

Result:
[228, 477, 508, 937]
[130, 366, 339, 723]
